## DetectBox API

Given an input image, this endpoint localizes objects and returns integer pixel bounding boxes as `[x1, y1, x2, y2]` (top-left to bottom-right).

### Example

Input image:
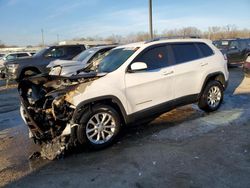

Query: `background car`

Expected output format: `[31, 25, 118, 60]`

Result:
[0, 52, 33, 79]
[4, 44, 86, 81]
[243, 56, 250, 77]
[214, 38, 250, 66]
[48, 45, 116, 77]
[0, 53, 6, 59]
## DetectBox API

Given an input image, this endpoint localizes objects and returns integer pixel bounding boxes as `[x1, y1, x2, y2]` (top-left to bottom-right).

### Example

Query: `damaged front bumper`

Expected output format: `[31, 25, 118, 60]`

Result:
[18, 73, 98, 160]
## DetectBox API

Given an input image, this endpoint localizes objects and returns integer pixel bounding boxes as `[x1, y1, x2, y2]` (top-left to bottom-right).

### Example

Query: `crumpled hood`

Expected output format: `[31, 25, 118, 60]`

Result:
[47, 59, 81, 68]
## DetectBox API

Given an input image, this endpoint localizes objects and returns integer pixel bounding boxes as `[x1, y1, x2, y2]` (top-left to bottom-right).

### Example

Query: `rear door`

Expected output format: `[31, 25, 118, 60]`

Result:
[125, 45, 174, 113]
[170, 42, 205, 98]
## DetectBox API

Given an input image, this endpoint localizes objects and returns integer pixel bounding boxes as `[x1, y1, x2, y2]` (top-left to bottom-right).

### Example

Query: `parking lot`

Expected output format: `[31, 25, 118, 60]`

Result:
[0, 67, 250, 187]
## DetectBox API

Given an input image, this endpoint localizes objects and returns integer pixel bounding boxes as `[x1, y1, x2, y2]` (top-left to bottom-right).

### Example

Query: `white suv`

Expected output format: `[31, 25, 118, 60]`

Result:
[19, 38, 229, 158]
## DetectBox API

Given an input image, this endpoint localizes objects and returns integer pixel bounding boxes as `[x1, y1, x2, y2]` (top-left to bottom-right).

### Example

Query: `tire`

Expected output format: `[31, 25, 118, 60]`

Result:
[198, 80, 224, 112]
[77, 104, 122, 150]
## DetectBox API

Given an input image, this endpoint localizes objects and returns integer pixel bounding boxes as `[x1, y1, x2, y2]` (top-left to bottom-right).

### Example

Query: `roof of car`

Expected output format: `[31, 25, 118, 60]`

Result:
[91, 45, 117, 50]
[117, 38, 212, 49]
[5, 52, 31, 55]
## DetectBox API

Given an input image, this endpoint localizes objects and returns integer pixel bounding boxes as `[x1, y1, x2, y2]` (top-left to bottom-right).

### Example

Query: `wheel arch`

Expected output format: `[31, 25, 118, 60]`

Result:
[199, 72, 227, 98]
[72, 95, 128, 125]
[18, 66, 41, 80]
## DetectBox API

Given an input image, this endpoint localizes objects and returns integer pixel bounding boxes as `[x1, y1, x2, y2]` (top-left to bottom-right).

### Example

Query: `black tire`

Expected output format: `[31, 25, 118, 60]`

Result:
[198, 80, 224, 112]
[77, 104, 122, 150]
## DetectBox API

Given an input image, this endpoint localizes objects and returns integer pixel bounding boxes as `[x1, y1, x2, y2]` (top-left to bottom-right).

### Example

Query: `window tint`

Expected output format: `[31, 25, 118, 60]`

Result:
[229, 41, 239, 49]
[239, 40, 248, 49]
[67, 46, 83, 56]
[98, 48, 136, 73]
[197, 43, 213, 57]
[136, 46, 169, 70]
[6, 54, 17, 60]
[172, 43, 200, 64]
[17, 53, 29, 57]
[46, 47, 65, 58]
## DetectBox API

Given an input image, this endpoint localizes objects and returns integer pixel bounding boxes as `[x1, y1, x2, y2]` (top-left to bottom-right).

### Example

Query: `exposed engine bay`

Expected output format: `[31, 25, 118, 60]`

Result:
[18, 73, 100, 160]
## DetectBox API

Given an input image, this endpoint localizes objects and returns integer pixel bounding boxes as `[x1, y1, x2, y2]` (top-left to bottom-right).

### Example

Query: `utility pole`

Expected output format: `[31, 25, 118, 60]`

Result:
[149, 0, 153, 39]
[41, 29, 45, 47]
[57, 34, 59, 44]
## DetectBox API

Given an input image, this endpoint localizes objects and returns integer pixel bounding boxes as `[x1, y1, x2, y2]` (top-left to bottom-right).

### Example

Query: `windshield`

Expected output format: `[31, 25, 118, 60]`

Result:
[97, 48, 137, 73]
[33, 47, 49, 57]
[73, 48, 97, 61]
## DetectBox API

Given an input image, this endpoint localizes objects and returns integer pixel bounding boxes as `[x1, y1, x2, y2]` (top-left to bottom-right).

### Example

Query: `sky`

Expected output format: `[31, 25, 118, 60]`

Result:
[0, 0, 249, 46]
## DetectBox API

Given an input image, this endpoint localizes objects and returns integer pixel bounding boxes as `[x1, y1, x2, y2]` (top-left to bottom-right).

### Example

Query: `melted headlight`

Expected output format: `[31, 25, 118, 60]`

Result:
[49, 66, 62, 76]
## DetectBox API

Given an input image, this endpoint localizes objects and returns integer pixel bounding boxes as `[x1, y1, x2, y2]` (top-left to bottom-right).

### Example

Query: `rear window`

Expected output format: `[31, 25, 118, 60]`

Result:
[171, 43, 200, 64]
[197, 43, 214, 57]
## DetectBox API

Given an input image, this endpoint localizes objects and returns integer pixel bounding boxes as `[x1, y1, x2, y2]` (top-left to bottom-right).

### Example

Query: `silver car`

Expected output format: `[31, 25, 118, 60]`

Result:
[47, 45, 116, 77]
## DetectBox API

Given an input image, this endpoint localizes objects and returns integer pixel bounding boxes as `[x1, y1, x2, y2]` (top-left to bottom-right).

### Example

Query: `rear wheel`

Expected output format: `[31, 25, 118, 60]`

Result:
[77, 105, 122, 150]
[198, 80, 224, 112]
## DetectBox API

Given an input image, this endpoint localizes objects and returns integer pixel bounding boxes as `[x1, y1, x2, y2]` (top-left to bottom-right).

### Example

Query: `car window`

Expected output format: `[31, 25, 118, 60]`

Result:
[229, 41, 239, 49]
[171, 43, 200, 64]
[6, 54, 17, 60]
[46, 47, 65, 58]
[17, 53, 29, 57]
[136, 45, 169, 70]
[239, 40, 248, 49]
[196, 43, 214, 57]
[98, 47, 137, 73]
[247, 39, 250, 47]
[67, 46, 83, 56]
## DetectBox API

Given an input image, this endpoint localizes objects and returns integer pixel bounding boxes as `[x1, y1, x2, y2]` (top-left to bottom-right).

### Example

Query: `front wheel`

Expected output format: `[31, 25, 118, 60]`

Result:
[198, 80, 224, 112]
[77, 105, 122, 150]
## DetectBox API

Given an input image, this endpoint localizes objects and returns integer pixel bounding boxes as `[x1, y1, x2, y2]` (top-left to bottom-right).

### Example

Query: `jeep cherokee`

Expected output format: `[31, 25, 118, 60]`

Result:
[19, 38, 229, 160]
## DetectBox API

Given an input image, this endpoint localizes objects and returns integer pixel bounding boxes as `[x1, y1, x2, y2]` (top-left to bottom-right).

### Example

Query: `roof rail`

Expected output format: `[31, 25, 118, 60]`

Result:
[145, 35, 201, 43]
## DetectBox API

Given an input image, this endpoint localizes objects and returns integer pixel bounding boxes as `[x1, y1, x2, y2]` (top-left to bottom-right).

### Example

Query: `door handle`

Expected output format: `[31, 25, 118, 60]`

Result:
[163, 70, 174, 76]
[201, 63, 208, 67]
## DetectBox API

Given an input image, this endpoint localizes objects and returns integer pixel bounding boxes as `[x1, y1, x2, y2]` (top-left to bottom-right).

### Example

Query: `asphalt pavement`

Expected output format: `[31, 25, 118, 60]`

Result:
[0, 67, 250, 188]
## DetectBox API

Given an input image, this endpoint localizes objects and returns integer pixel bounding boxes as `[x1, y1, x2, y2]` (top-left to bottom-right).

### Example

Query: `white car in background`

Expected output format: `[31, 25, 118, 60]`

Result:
[47, 45, 116, 77]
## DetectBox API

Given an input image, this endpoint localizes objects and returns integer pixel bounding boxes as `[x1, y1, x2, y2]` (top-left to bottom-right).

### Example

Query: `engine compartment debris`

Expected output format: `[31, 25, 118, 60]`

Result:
[18, 73, 101, 160]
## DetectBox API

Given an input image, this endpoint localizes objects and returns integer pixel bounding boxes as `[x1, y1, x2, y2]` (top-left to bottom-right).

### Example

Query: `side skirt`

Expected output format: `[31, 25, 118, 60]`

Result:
[126, 94, 199, 124]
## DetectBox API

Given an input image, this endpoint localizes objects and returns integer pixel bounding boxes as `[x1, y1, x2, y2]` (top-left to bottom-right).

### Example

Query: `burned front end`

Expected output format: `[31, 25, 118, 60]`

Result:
[18, 73, 97, 160]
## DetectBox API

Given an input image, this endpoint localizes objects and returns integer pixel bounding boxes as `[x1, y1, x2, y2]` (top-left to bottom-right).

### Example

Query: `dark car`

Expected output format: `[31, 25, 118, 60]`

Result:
[243, 56, 250, 77]
[4, 45, 86, 81]
[213, 38, 250, 66]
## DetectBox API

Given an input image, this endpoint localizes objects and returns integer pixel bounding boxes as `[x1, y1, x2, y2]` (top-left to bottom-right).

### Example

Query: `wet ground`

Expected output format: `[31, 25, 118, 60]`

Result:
[0, 68, 250, 188]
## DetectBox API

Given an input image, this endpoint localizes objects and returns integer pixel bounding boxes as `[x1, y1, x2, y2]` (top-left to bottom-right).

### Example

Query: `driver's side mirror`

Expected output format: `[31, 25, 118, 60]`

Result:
[129, 62, 147, 72]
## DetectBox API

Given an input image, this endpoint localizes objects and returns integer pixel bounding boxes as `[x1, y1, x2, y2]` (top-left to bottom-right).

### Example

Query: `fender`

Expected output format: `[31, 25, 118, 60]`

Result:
[72, 95, 129, 124]
[199, 71, 227, 99]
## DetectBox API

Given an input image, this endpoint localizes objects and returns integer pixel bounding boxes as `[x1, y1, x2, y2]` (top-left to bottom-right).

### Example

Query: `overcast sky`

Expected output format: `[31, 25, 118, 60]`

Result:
[0, 0, 249, 46]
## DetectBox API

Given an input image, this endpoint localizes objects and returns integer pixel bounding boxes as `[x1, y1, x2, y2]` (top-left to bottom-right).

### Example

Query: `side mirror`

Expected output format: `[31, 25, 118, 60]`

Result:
[130, 62, 147, 72]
